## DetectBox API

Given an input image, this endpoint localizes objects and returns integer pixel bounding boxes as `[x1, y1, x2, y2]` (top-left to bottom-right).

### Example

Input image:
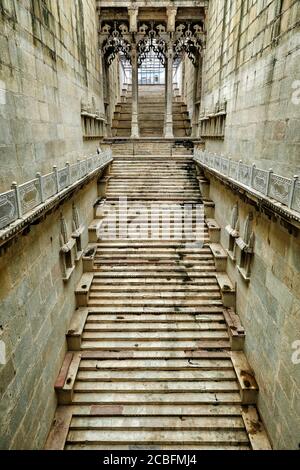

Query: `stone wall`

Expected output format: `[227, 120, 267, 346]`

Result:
[201, 0, 300, 176]
[0, 175, 103, 449]
[204, 170, 300, 450]
[0, 0, 104, 192]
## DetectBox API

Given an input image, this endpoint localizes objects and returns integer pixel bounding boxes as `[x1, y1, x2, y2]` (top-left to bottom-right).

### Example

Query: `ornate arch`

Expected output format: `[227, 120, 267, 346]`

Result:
[101, 22, 132, 66]
[173, 23, 205, 65]
[137, 22, 167, 67]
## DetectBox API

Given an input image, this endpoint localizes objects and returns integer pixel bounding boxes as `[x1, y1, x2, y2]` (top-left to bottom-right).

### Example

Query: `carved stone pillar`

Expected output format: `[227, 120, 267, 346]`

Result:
[98, 49, 107, 137]
[131, 42, 139, 139]
[164, 40, 174, 139]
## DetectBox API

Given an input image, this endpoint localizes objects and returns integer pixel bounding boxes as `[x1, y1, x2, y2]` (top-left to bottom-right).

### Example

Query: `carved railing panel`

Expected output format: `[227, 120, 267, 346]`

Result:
[269, 174, 292, 206]
[42, 173, 57, 200]
[0, 191, 18, 230]
[19, 179, 42, 214]
[252, 168, 268, 194]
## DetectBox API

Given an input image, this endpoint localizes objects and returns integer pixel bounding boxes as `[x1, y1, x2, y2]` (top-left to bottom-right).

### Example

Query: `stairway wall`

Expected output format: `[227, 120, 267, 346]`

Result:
[199, 0, 300, 176]
[0, 0, 104, 191]
[203, 173, 300, 449]
[0, 179, 98, 449]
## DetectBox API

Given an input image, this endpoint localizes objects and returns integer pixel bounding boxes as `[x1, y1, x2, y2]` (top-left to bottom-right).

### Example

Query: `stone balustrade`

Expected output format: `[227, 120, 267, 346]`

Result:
[0, 150, 113, 232]
[194, 149, 300, 216]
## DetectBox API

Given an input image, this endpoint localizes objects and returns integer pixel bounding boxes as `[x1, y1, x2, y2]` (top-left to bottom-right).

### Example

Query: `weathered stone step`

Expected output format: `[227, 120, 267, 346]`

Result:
[91, 271, 216, 278]
[86, 313, 225, 322]
[82, 330, 227, 340]
[91, 276, 217, 284]
[80, 339, 229, 350]
[74, 380, 238, 393]
[69, 403, 242, 416]
[90, 285, 219, 292]
[85, 306, 224, 314]
[88, 292, 221, 301]
[93, 261, 215, 268]
[79, 356, 232, 370]
[79, 350, 229, 359]
[95, 247, 212, 253]
[72, 391, 241, 405]
[77, 369, 235, 382]
[65, 443, 250, 450]
[70, 415, 244, 431]
[84, 322, 226, 331]
[93, 265, 216, 272]
[66, 428, 249, 446]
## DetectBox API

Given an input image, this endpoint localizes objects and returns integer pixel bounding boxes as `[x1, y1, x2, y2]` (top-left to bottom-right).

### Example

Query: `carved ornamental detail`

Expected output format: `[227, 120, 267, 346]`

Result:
[101, 22, 132, 66]
[137, 22, 168, 67]
[173, 23, 205, 65]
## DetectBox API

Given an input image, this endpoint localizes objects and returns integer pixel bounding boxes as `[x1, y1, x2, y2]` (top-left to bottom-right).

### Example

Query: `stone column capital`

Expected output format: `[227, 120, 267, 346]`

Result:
[166, 6, 177, 32]
[128, 6, 139, 33]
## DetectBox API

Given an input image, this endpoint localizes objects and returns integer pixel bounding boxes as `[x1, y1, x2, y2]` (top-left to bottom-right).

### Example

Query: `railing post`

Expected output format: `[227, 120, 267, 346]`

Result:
[250, 164, 256, 188]
[238, 160, 243, 182]
[289, 175, 299, 209]
[36, 172, 44, 203]
[66, 162, 71, 187]
[266, 168, 273, 196]
[11, 182, 22, 218]
[53, 166, 59, 193]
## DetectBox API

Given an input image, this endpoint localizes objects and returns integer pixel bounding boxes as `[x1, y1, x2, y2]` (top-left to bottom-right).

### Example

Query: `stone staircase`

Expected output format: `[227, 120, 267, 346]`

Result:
[112, 85, 192, 138]
[46, 155, 271, 450]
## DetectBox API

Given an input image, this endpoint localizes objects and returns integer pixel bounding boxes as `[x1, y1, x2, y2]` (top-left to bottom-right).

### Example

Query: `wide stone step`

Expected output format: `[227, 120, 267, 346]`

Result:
[72, 391, 241, 405]
[90, 284, 219, 292]
[74, 380, 238, 393]
[84, 321, 226, 331]
[80, 339, 229, 350]
[77, 369, 235, 382]
[69, 415, 245, 430]
[66, 428, 249, 447]
[82, 329, 227, 340]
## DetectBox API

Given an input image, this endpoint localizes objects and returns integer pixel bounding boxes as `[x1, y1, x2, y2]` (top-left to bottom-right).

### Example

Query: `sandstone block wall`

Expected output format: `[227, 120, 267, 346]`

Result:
[0, 177, 99, 449]
[199, 0, 300, 176]
[206, 173, 300, 449]
[0, 0, 105, 191]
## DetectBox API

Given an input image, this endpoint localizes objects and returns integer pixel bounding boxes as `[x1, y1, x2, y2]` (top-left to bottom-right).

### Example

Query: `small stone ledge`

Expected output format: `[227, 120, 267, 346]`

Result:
[54, 352, 81, 405]
[75, 273, 94, 307]
[230, 351, 259, 405]
[216, 273, 236, 308]
[223, 308, 245, 351]
[67, 308, 89, 351]
[44, 406, 73, 450]
[241, 406, 272, 450]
